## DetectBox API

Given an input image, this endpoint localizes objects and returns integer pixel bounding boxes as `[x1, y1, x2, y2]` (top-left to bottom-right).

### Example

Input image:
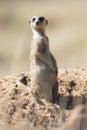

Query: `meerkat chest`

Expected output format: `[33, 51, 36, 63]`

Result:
[32, 36, 49, 54]
[34, 35, 48, 45]
[30, 34, 50, 68]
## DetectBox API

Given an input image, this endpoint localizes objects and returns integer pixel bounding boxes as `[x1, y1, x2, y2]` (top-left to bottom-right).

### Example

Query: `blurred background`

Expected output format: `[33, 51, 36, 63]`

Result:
[0, 0, 87, 76]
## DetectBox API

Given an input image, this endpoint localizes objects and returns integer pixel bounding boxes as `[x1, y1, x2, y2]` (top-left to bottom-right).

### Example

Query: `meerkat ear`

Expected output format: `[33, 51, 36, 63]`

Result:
[46, 20, 48, 25]
[29, 20, 31, 24]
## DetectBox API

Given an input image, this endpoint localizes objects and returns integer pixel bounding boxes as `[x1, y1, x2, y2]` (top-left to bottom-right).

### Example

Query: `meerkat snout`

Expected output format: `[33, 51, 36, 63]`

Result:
[29, 16, 48, 29]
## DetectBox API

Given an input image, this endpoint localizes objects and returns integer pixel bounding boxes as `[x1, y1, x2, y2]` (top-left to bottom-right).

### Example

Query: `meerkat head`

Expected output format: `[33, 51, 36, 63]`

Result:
[29, 16, 48, 30]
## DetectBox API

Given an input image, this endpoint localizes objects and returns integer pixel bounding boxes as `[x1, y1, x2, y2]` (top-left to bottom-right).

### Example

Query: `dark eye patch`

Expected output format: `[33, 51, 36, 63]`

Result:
[32, 18, 36, 22]
[39, 17, 44, 22]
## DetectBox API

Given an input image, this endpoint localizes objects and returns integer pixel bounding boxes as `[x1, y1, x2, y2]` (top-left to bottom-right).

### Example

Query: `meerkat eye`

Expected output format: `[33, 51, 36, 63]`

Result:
[32, 18, 36, 22]
[39, 17, 44, 22]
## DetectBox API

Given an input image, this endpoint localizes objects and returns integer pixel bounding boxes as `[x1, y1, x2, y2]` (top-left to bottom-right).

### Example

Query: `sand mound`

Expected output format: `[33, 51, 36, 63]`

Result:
[0, 73, 64, 130]
[0, 68, 87, 130]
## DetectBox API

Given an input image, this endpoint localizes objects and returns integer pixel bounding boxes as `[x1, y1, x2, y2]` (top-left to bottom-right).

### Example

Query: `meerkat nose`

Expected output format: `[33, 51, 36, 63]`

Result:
[36, 21, 39, 25]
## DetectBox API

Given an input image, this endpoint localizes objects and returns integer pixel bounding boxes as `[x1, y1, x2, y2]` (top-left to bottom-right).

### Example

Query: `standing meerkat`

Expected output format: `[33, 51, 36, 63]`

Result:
[29, 15, 58, 103]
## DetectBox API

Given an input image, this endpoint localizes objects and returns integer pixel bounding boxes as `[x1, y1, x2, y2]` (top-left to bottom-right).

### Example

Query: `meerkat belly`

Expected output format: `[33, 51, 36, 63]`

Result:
[30, 58, 56, 101]
[31, 58, 56, 84]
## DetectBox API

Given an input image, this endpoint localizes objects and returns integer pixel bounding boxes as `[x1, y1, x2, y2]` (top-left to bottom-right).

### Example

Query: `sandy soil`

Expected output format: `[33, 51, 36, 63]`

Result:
[0, 68, 87, 130]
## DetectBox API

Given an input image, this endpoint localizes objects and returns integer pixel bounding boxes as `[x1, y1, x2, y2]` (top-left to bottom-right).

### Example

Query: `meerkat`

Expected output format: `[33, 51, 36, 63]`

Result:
[29, 15, 58, 103]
